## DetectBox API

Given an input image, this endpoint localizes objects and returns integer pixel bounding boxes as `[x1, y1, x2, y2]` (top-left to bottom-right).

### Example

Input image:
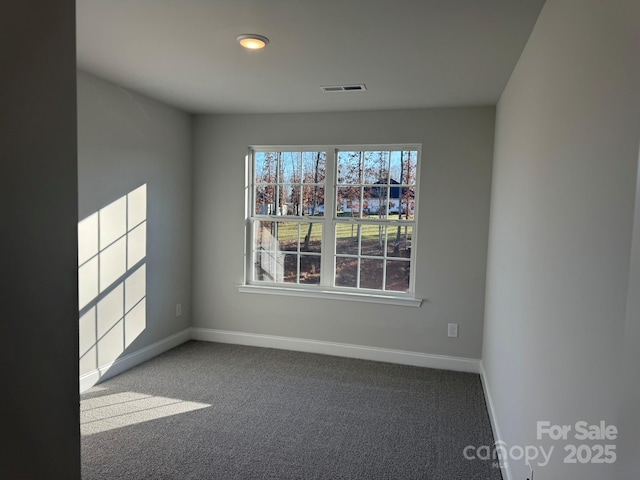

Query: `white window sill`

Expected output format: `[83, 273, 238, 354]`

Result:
[237, 284, 422, 307]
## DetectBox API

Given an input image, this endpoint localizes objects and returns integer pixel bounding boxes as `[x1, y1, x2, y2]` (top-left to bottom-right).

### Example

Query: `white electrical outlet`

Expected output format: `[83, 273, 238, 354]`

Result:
[448, 323, 458, 338]
[176, 303, 182, 317]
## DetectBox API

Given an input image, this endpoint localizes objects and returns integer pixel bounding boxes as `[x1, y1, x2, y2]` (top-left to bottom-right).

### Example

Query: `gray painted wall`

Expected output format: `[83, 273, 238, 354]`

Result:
[618, 149, 640, 479]
[483, 1, 640, 479]
[192, 108, 494, 359]
[77, 72, 192, 381]
[0, 1, 80, 478]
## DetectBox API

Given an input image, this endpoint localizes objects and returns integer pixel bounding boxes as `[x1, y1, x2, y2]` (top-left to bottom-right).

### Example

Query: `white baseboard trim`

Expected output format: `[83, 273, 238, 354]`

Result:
[480, 362, 513, 480]
[79, 328, 191, 393]
[190, 327, 480, 373]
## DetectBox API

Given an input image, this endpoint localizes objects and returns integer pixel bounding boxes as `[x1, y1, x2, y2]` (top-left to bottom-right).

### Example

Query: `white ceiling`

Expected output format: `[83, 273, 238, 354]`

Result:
[76, 0, 545, 114]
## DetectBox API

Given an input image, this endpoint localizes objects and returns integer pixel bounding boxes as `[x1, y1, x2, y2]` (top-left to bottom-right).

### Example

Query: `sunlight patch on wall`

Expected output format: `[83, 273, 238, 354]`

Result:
[79, 184, 148, 378]
[80, 391, 210, 436]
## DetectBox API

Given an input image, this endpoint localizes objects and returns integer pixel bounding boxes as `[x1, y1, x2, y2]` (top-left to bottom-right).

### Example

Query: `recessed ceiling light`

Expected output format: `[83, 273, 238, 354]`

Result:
[237, 34, 269, 50]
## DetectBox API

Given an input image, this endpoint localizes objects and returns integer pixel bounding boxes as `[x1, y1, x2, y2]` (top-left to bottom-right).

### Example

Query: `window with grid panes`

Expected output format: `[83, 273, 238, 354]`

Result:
[248, 146, 419, 296]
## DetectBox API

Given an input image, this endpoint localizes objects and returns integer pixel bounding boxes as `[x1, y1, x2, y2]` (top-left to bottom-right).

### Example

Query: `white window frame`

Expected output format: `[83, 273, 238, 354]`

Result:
[239, 145, 422, 307]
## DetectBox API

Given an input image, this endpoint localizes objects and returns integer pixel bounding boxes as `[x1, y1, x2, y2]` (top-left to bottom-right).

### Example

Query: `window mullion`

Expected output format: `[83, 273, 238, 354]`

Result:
[322, 149, 337, 288]
[356, 225, 361, 288]
[382, 224, 389, 291]
[297, 222, 301, 284]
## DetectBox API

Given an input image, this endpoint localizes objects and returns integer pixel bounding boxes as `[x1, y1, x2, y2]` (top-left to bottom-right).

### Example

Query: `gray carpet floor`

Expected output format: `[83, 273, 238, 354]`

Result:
[81, 341, 502, 479]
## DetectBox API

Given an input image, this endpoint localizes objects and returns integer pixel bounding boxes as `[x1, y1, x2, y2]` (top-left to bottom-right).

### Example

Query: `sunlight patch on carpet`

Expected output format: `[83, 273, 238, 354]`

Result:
[81, 391, 210, 435]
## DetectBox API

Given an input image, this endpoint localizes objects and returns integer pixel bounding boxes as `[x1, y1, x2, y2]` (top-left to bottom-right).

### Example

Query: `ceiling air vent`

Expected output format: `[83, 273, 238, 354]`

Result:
[320, 84, 367, 93]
